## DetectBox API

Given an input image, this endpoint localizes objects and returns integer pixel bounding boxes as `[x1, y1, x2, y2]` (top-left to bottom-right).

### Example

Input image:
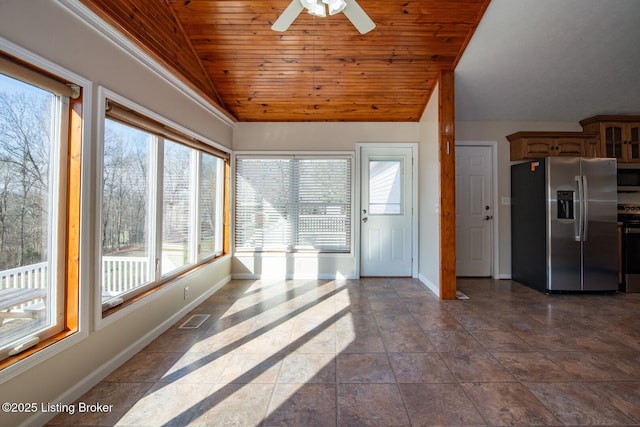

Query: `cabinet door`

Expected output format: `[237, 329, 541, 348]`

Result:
[555, 138, 584, 157]
[521, 138, 553, 158]
[626, 125, 640, 162]
[584, 138, 601, 158]
[603, 123, 624, 159]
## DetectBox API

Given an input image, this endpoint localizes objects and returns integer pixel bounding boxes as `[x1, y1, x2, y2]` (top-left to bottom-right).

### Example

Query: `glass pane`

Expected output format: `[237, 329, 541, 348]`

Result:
[235, 157, 352, 252]
[101, 119, 151, 301]
[369, 160, 402, 214]
[199, 153, 222, 260]
[162, 141, 192, 275]
[235, 158, 293, 251]
[0, 74, 57, 349]
[295, 158, 351, 250]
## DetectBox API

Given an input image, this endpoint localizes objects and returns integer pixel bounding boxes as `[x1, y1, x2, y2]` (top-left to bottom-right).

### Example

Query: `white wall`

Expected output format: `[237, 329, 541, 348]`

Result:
[418, 84, 441, 294]
[0, 2, 233, 426]
[232, 121, 420, 279]
[455, 120, 582, 278]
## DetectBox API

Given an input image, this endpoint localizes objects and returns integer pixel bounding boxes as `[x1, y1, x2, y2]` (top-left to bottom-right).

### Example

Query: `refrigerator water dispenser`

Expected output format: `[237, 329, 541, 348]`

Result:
[557, 190, 574, 220]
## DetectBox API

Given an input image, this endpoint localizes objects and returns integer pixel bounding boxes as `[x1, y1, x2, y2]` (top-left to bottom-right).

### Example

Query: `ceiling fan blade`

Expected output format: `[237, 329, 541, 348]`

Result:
[272, 0, 304, 32]
[342, 0, 376, 34]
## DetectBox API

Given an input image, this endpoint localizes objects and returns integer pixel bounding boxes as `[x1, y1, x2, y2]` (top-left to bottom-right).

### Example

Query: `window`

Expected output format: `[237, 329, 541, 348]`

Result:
[101, 119, 153, 301]
[0, 56, 82, 364]
[101, 99, 227, 313]
[369, 160, 403, 214]
[235, 155, 352, 252]
[199, 153, 224, 260]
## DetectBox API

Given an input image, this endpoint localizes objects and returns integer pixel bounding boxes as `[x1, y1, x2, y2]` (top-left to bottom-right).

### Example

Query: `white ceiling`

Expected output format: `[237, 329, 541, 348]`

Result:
[455, 0, 640, 122]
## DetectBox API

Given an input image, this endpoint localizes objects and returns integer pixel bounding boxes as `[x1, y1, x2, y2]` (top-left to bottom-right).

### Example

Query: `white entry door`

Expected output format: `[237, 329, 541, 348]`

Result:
[360, 146, 413, 276]
[455, 145, 493, 277]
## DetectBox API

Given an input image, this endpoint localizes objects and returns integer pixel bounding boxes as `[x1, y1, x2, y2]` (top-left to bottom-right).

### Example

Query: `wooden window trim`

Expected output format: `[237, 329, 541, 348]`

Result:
[0, 91, 83, 371]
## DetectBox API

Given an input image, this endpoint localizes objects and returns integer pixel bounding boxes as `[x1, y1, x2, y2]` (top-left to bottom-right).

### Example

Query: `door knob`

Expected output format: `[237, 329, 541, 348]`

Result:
[484, 215, 493, 221]
[363, 217, 368, 223]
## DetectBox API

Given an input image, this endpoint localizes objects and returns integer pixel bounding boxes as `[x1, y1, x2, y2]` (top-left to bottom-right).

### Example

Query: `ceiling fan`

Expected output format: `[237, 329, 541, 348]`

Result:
[272, 0, 376, 34]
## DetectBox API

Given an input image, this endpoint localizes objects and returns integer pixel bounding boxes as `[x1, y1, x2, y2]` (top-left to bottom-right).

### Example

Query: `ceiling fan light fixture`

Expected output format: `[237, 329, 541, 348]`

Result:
[307, 1, 327, 17]
[323, 0, 347, 15]
[300, 0, 316, 10]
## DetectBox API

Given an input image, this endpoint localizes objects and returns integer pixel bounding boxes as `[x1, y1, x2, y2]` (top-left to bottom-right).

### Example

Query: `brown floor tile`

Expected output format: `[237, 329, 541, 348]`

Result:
[188, 328, 249, 354]
[117, 382, 214, 426]
[461, 382, 560, 426]
[492, 351, 574, 381]
[278, 353, 336, 383]
[44, 278, 640, 427]
[399, 383, 485, 426]
[234, 329, 292, 354]
[336, 329, 386, 353]
[188, 383, 274, 426]
[157, 351, 232, 384]
[46, 382, 152, 426]
[334, 313, 379, 332]
[142, 329, 202, 353]
[338, 383, 410, 427]
[368, 298, 407, 314]
[544, 351, 632, 381]
[470, 329, 532, 351]
[374, 313, 421, 331]
[337, 353, 395, 383]
[411, 311, 465, 331]
[265, 383, 336, 427]
[290, 329, 337, 354]
[217, 353, 283, 383]
[104, 351, 184, 383]
[584, 381, 640, 422]
[442, 351, 515, 382]
[379, 329, 436, 352]
[424, 330, 485, 353]
[525, 381, 636, 425]
[388, 352, 455, 383]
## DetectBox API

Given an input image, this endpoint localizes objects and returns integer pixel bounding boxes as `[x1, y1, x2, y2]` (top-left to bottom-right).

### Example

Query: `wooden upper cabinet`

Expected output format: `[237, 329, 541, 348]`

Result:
[580, 115, 640, 163]
[507, 131, 598, 161]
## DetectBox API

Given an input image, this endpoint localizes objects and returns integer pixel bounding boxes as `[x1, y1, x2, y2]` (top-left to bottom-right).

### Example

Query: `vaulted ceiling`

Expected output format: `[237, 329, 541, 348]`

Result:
[79, 0, 489, 122]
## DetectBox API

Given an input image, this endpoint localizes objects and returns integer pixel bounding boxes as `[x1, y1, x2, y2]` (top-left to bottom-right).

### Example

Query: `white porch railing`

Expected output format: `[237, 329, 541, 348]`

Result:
[1, 257, 150, 304]
[0, 262, 48, 291]
[101, 256, 150, 295]
[0, 262, 48, 310]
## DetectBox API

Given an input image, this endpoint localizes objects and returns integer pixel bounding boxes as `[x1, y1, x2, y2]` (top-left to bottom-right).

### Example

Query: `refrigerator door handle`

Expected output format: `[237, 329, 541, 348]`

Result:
[575, 175, 583, 242]
[582, 175, 589, 241]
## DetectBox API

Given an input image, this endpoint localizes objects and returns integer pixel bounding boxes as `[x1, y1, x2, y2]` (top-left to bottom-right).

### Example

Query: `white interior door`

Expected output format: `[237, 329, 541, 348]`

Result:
[360, 146, 413, 276]
[455, 145, 493, 277]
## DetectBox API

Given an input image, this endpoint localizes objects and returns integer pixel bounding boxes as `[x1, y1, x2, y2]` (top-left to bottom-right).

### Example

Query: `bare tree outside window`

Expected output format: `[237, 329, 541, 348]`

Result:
[101, 119, 152, 299]
[0, 84, 52, 271]
[0, 73, 59, 354]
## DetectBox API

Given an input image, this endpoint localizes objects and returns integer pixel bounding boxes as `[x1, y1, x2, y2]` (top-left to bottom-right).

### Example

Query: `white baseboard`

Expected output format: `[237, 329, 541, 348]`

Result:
[418, 274, 440, 297]
[29, 275, 231, 427]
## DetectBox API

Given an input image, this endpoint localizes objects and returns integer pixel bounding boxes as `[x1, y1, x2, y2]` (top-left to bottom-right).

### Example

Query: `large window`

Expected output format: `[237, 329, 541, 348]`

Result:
[235, 155, 352, 252]
[0, 58, 81, 364]
[101, 100, 227, 312]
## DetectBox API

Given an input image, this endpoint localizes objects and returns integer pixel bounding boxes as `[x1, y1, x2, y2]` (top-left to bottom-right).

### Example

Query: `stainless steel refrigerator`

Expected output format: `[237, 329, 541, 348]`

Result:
[511, 157, 618, 292]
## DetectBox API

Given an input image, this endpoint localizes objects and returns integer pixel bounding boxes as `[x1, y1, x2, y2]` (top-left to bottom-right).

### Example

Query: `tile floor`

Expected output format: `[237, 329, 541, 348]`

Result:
[47, 278, 640, 426]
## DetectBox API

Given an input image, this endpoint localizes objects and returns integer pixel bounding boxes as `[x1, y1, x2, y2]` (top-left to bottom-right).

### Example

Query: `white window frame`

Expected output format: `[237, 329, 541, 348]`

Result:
[96, 87, 229, 328]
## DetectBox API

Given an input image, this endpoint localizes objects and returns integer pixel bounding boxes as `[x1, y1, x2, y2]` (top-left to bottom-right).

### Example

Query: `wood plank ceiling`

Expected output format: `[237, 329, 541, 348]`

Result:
[80, 0, 490, 122]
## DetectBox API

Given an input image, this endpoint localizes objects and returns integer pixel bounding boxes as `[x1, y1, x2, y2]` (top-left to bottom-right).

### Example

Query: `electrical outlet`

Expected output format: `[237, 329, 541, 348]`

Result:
[183, 286, 189, 300]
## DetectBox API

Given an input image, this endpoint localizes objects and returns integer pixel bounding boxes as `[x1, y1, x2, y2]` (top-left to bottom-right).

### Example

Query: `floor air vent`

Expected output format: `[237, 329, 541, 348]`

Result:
[178, 314, 210, 329]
